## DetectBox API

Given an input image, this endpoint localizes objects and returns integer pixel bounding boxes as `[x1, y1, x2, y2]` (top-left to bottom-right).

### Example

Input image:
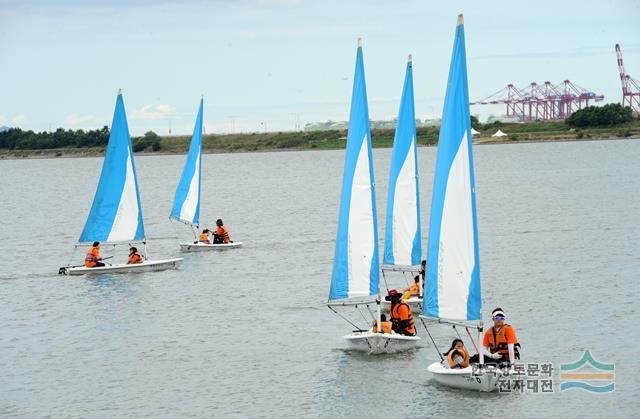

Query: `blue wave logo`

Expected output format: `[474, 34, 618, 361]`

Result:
[559, 350, 614, 393]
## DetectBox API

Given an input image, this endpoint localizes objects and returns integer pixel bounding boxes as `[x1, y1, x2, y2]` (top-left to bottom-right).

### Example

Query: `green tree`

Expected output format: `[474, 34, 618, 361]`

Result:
[132, 130, 162, 152]
[470, 115, 480, 129]
[566, 103, 633, 128]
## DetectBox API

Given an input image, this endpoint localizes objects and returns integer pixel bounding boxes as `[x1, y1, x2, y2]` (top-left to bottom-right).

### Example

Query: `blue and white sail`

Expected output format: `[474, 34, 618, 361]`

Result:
[329, 40, 380, 301]
[170, 98, 203, 226]
[383, 55, 421, 267]
[423, 15, 481, 322]
[79, 92, 145, 244]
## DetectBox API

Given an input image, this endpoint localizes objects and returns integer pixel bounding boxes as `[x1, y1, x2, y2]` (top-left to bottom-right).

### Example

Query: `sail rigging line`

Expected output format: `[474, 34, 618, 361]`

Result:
[452, 324, 463, 341]
[466, 326, 480, 354]
[355, 304, 371, 325]
[365, 304, 375, 322]
[170, 215, 200, 243]
[327, 305, 366, 331]
[381, 269, 390, 294]
[402, 270, 412, 287]
[141, 242, 149, 261]
[169, 215, 199, 228]
[169, 215, 188, 244]
[420, 318, 444, 361]
[74, 240, 146, 248]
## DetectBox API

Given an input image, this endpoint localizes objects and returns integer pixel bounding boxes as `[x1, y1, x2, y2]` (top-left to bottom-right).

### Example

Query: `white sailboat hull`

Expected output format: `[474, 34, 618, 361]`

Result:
[61, 258, 183, 276]
[343, 331, 420, 354]
[428, 362, 503, 392]
[381, 297, 423, 314]
[179, 241, 243, 252]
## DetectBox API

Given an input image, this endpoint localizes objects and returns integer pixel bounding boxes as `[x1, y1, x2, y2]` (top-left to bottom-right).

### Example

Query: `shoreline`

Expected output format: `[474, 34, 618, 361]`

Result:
[1, 132, 638, 161]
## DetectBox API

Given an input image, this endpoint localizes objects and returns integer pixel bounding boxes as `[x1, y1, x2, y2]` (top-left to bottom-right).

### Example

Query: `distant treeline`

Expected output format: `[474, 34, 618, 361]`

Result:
[0, 105, 637, 154]
[0, 127, 161, 151]
[0, 127, 110, 150]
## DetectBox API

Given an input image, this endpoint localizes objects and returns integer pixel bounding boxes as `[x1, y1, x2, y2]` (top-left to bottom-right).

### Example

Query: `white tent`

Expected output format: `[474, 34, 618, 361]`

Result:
[492, 129, 507, 137]
[471, 127, 480, 136]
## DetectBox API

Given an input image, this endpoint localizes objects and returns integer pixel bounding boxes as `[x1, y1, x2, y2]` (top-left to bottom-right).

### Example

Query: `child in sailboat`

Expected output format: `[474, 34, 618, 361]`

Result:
[127, 247, 143, 264]
[371, 314, 393, 334]
[443, 339, 470, 369]
[198, 229, 212, 244]
[402, 275, 421, 299]
[212, 219, 232, 244]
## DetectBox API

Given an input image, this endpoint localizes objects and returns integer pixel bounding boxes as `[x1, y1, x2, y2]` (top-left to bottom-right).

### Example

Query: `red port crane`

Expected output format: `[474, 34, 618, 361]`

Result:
[471, 80, 604, 121]
[615, 43, 640, 113]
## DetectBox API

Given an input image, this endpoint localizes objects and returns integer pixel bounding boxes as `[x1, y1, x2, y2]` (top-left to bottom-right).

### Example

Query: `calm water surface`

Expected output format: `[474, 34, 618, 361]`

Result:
[1, 139, 639, 418]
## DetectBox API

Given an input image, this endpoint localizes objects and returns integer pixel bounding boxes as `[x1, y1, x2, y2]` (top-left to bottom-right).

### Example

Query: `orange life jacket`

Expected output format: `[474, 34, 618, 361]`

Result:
[372, 320, 393, 334]
[484, 324, 520, 358]
[390, 301, 415, 335]
[128, 253, 142, 264]
[199, 233, 210, 243]
[447, 348, 470, 369]
[215, 226, 230, 243]
[84, 247, 100, 267]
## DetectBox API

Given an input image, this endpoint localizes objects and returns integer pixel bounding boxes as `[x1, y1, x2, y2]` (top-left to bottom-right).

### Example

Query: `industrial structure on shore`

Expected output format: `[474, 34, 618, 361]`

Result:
[306, 43, 639, 131]
[471, 43, 639, 121]
[471, 80, 604, 122]
[616, 44, 640, 114]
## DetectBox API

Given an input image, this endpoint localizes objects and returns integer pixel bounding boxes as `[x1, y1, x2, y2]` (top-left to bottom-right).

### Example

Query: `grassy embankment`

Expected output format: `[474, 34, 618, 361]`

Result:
[129, 119, 640, 153]
[2, 120, 639, 159]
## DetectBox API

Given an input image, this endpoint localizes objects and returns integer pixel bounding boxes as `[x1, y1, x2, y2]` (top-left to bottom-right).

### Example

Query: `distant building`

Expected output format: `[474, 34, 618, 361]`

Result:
[486, 114, 524, 124]
[304, 120, 348, 131]
[304, 118, 440, 132]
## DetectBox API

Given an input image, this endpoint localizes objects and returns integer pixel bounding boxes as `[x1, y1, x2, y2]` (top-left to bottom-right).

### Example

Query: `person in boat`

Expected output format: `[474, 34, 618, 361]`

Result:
[212, 219, 232, 244]
[419, 259, 426, 294]
[198, 229, 212, 244]
[385, 289, 416, 336]
[371, 314, 393, 334]
[402, 275, 421, 300]
[127, 247, 143, 264]
[470, 307, 520, 366]
[84, 241, 105, 268]
[443, 339, 471, 369]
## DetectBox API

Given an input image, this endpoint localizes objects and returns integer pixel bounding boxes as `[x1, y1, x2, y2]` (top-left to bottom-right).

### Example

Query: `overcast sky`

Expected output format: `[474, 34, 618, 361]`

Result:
[1, 0, 638, 135]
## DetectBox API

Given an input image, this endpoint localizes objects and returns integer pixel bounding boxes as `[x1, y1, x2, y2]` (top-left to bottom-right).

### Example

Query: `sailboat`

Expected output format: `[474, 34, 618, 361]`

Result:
[381, 54, 423, 314]
[421, 15, 502, 391]
[327, 40, 420, 354]
[58, 91, 183, 276]
[170, 97, 242, 252]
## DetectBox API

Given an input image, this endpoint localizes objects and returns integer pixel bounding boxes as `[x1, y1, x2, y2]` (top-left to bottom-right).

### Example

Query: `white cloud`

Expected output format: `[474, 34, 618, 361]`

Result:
[0, 114, 26, 126]
[64, 114, 99, 124]
[8, 114, 26, 125]
[131, 104, 176, 121]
